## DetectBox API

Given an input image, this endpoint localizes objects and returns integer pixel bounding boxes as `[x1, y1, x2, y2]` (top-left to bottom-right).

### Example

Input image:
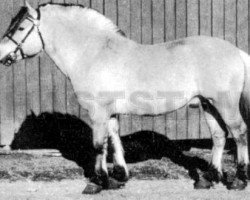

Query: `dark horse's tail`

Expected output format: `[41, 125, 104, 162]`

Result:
[239, 50, 250, 128]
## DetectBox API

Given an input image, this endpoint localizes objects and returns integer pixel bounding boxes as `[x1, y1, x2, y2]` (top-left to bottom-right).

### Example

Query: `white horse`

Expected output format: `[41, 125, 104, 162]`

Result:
[0, 1, 249, 194]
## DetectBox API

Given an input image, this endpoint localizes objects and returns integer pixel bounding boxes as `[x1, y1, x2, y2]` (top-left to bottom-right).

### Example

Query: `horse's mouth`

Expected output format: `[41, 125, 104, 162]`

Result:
[0, 53, 17, 66]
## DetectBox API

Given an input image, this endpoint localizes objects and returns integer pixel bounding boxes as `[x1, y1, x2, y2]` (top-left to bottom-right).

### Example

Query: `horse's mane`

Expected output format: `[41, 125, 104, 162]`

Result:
[3, 7, 29, 38]
[39, 3, 86, 10]
[38, 3, 126, 37]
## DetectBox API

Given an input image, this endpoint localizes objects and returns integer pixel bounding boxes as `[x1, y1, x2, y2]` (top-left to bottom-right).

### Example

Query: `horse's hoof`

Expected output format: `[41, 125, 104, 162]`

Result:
[106, 177, 125, 190]
[82, 182, 103, 194]
[112, 165, 129, 182]
[194, 177, 213, 189]
[227, 178, 247, 190]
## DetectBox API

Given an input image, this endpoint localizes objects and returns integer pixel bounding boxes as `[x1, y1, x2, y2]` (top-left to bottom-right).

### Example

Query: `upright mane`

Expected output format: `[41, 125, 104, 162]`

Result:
[3, 7, 30, 38]
[38, 3, 126, 37]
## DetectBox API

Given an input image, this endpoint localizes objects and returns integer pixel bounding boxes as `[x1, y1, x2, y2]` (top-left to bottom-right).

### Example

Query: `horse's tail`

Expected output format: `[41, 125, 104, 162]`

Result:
[239, 50, 250, 125]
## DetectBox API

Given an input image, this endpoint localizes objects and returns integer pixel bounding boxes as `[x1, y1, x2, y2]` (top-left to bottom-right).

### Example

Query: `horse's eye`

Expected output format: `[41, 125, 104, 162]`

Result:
[18, 27, 25, 31]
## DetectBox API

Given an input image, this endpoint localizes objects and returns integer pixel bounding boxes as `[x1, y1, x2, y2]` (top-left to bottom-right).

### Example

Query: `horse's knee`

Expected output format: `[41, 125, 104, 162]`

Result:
[234, 122, 248, 145]
[212, 133, 225, 147]
[108, 118, 119, 134]
[230, 122, 248, 160]
[92, 122, 108, 150]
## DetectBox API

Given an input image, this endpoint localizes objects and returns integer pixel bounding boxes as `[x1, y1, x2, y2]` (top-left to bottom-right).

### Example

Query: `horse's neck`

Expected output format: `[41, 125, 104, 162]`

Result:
[39, 6, 127, 77]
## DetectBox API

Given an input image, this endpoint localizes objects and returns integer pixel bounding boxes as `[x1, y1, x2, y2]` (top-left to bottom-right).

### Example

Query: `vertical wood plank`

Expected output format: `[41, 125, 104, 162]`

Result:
[91, 0, 103, 12]
[13, 0, 27, 118]
[117, 0, 130, 36]
[141, 0, 154, 132]
[187, 0, 199, 36]
[176, 0, 188, 140]
[0, 0, 15, 145]
[117, 0, 131, 136]
[52, 0, 66, 115]
[26, 0, 40, 116]
[39, 0, 53, 113]
[165, 0, 175, 42]
[105, 0, 117, 25]
[65, 0, 80, 118]
[187, 0, 200, 139]
[176, 0, 187, 39]
[199, 0, 212, 139]
[152, 0, 165, 135]
[212, 0, 224, 39]
[78, 0, 90, 7]
[199, 0, 212, 36]
[152, 0, 165, 44]
[225, 0, 236, 45]
[166, 111, 177, 140]
[13, 0, 27, 137]
[165, 0, 177, 140]
[142, 0, 152, 45]
[237, 0, 248, 52]
[130, 0, 142, 134]
[77, 0, 92, 126]
[130, 0, 142, 43]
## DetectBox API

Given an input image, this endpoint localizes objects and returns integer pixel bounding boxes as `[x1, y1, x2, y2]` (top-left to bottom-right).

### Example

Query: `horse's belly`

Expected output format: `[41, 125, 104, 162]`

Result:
[113, 91, 196, 115]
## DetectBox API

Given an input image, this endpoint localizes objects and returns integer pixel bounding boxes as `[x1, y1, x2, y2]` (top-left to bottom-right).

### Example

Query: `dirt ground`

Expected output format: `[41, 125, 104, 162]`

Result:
[0, 148, 249, 200]
[1, 179, 250, 200]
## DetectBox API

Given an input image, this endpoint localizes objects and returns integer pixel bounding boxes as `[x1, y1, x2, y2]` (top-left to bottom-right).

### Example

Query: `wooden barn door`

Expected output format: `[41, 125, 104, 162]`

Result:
[0, 0, 248, 146]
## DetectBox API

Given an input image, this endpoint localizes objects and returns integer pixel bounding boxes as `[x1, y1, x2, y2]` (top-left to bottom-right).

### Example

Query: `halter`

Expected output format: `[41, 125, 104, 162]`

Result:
[3, 9, 44, 66]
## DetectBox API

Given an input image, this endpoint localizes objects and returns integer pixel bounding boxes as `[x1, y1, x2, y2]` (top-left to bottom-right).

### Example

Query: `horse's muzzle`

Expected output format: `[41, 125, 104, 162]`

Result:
[0, 53, 17, 66]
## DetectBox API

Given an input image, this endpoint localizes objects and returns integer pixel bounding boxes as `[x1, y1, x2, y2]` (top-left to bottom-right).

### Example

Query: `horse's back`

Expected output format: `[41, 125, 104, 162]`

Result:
[127, 35, 244, 94]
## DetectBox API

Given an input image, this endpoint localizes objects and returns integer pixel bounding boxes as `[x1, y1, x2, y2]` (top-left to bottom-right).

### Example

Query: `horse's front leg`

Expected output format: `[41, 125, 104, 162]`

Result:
[92, 120, 109, 188]
[83, 110, 125, 194]
[108, 117, 129, 182]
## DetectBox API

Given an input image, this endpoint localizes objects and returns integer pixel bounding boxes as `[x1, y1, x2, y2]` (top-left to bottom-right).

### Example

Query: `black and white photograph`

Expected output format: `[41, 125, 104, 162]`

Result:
[0, 0, 249, 199]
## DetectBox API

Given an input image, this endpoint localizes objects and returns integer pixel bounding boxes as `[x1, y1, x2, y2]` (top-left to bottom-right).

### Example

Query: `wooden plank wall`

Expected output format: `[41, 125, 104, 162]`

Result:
[0, 0, 248, 145]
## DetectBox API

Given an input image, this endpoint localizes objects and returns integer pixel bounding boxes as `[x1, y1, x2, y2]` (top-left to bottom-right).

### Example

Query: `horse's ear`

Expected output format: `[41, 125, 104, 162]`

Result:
[25, 0, 38, 19]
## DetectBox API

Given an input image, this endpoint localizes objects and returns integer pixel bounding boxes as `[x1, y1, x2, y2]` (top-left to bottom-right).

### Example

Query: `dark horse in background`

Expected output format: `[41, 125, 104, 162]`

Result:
[11, 112, 238, 188]
[11, 112, 212, 182]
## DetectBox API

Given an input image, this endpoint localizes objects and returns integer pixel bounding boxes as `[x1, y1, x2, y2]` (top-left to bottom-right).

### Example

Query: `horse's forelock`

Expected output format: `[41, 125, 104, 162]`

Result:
[3, 7, 29, 38]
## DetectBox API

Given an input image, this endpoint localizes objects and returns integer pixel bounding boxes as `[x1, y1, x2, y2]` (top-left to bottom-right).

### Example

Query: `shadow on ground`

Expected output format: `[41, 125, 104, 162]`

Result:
[11, 112, 237, 182]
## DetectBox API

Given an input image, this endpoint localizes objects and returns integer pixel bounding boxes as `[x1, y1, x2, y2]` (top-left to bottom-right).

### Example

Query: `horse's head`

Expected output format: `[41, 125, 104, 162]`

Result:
[0, 1, 44, 66]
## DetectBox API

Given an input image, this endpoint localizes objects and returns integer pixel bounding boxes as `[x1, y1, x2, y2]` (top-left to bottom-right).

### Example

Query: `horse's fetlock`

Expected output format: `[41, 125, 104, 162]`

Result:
[112, 165, 129, 182]
[236, 163, 248, 181]
[91, 169, 109, 188]
[203, 165, 222, 183]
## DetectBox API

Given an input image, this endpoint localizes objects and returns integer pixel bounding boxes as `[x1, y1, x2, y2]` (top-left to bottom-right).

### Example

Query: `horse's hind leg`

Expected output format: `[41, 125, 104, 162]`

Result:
[215, 99, 249, 190]
[226, 119, 249, 190]
[199, 96, 249, 190]
[108, 117, 129, 182]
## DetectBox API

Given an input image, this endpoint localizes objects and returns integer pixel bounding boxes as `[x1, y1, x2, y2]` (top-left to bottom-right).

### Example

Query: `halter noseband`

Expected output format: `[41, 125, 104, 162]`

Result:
[3, 10, 44, 66]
